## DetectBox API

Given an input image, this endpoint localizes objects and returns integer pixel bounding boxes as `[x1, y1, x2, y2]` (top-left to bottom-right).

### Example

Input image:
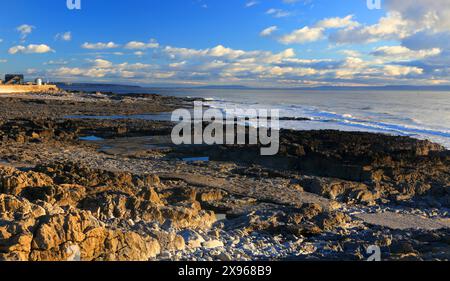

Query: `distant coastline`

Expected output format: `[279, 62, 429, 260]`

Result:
[57, 82, 450, 92]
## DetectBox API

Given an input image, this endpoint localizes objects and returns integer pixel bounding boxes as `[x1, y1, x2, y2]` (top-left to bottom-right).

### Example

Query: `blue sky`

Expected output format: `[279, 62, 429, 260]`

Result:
[0, 0, 449, 87]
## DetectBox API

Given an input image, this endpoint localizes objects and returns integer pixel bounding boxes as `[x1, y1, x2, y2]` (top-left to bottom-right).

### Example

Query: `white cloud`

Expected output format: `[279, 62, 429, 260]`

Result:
[125, 40, 159, 50]
[371, 46, 441, 61]
[44, 60, 68, 66]
[41, 37, 446, 87]
[260, 26, 278, 37]
[278, 15, 359, 45]
[55, 31, 72, 41]
[245, 1, 258, 8]
[316, 15, 359, 29]
[51, 61, 171, 80]
[325, 1, 450, 46]
[81, 42, 119, 49]
[340, 50, 362, 57]
[17, 24, 35, 40]
[383, 65, 423, 76]
[386, 0, 450, 33]
[279, 26, 324, 44]
[0, 59, 7, 63]
[267, 66, 317, 77]
[91, 59, 113, 68]
[164, 45, 247, 60]
[169, 61, 187, 68]
[266, 9, 291, 18]
[330, 12, 410, 44]
[8, 44, 54, 54]
[54, 67, 84, 76]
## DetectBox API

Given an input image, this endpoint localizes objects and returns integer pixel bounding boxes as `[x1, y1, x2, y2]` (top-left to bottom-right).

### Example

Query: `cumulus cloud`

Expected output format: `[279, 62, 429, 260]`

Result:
[340, 50, 362, 57]
[316, 15, 359, 29]
[329, 12, 410, 44]
[260, 26, 278, 37]
[266, 9, 291, 18]
[385, 0, 450, 33]
[383, 65, 423, 76]
[327, 1, 450, 45]
[43, 35, 447, 87]
[278, 15, 359, 45]
[164, 45, 247, 60]
[125, 39, 159, 50]
[8, 44, 54, 54]
[50, 60, 172, 80]
[91, 59, 113, 68]
[17, 24, 35, 40]
[81, 42, 119, 49]
[55, 32, 72, 41]
[279, 26, 324, 44]
[371, 46, 441, 61]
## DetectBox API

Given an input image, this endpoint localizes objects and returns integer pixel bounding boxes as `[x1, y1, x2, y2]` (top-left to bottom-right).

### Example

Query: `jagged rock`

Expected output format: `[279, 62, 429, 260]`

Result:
[160, 205, 217, 229]
[31, 209, 160, 261]
[0, 166, 53, 196]
[198, 190, 225, 203]
[0, 195, 45, 261]
[318, 212, 351, 231]
[300, 203, 323, 220]
[0, 194, 160, 261]
[21, 184, 86, 207]
[137, 186, 163, 205]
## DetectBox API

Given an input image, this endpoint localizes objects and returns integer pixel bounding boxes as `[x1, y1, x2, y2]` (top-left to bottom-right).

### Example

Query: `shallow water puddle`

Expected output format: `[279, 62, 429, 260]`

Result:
[182, 157, 210, 163]
[79, 135, 105, 141]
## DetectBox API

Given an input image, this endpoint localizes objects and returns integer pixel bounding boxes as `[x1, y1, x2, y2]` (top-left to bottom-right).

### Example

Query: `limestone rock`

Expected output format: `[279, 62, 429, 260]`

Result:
[0, 166, 53, 196]
[31, 209, 160, 261]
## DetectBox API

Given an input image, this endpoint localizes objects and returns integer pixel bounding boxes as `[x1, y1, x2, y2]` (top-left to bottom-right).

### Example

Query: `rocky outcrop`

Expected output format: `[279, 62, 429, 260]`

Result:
[30, 209, 160, 261]
[178, 129, 450, 207]
[0, 166, 54, 196]
[0, 194, 160, 261]
[0, 163, 219, 260]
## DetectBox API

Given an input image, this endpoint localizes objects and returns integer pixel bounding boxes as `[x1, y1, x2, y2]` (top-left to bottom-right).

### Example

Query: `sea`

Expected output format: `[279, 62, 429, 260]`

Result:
[59, 84, 450, 149]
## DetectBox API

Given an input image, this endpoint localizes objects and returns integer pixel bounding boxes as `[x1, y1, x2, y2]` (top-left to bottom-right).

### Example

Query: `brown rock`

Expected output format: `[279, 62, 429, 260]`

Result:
[0, 166, 53, 196]
[31, 209, 160, 261]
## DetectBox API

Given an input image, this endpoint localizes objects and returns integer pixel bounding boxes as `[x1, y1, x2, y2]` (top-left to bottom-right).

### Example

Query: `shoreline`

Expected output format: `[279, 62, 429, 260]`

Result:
[0, 90, 449, 261]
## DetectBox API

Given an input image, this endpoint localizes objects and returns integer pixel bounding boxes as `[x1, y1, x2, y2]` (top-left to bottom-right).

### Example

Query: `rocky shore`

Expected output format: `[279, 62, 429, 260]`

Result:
[0, 91, 449, 261]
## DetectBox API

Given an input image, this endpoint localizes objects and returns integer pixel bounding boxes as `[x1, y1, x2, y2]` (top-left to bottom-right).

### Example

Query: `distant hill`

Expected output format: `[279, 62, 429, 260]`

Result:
[289, 85, 450, 91]
[194, 85, 251, 90]
[192, 85, 450, 91]
[54, 82, 450, 92]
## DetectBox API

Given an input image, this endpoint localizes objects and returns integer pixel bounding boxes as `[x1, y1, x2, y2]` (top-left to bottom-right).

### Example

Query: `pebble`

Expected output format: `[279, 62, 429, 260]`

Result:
[202, 240, 224, 249]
